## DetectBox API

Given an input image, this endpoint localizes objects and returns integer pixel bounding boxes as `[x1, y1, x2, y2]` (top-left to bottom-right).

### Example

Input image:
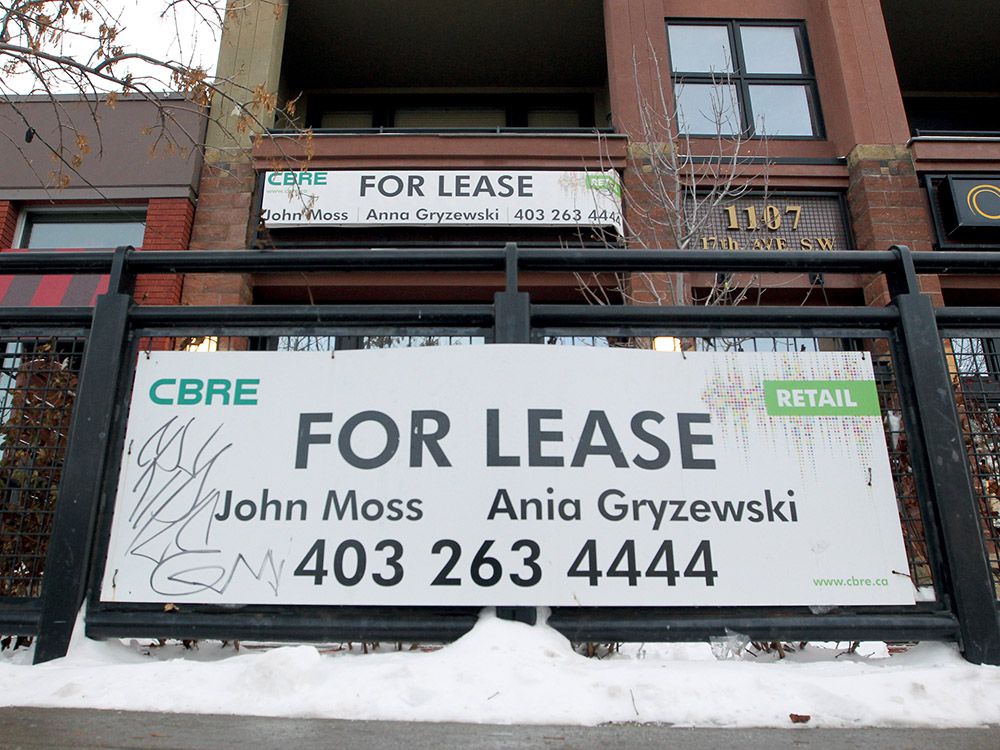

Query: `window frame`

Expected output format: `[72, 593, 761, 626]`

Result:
[16, 207, 147, 250]
[665, 18, 825, 140]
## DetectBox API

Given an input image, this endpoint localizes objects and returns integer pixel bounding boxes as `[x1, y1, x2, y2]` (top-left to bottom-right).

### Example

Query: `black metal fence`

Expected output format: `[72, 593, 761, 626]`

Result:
[0, 336, 86, 602]
[0, 244, 998, 665]
[941, 331, 1000, 599]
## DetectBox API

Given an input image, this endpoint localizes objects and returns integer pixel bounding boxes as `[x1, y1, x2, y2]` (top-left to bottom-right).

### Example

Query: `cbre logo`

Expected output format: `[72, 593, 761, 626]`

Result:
[266, 171, 327, 186]
[149, 378, 259, 406]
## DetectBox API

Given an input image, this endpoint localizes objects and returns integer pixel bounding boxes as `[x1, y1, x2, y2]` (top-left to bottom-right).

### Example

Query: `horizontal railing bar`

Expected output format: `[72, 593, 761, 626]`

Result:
[86, 609, 480, 643]
[268, 126, 622, 136]
[128, 304, 496, 328]
[518, 249, 899, 274]
[127, 249, 511, 274]
[531, 305, 900, 328]
[126, 304, 898, 331]
[0, 608, 42, 637]
[910, 252, 1000, 275]
[547, 610, 960, 643]
[129, 248, 898, 275]
[84, 609, 959, 644]
[131, 327, 493, 339]
[0, 249, 509, 275]
[533, 328, 896, 342]
[0, 307, 94, 325]
[935, 308, 1000, 326]
[0, 248, 992, 278]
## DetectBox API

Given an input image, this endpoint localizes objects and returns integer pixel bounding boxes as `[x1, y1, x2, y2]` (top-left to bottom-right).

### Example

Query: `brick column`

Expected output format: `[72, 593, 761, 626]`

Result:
[183, 162, 254, 306]
[846, 145, 942, 307]
[0, 201, 19, 248]
[135, 198, 194, 306]
[181, 0, 288, 311]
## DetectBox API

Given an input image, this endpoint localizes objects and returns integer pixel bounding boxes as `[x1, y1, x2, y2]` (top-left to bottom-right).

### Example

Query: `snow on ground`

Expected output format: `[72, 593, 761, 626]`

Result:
[1, 609, 998, 728]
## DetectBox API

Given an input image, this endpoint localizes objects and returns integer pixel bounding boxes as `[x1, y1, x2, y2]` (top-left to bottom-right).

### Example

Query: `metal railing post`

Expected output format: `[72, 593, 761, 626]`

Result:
[890, 245, 1000, 665]
[492, 243, 536, 626]
[493, 243, 531, 345]
[34, 247, 134, 663]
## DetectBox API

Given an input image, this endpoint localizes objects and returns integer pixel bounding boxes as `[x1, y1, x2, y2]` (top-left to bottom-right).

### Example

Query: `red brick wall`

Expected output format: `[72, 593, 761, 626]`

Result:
[847, 147, 934, 254]
[143, 198, 195, 250]
[0, 201, 18, 248]
[134, 198, 194, 306]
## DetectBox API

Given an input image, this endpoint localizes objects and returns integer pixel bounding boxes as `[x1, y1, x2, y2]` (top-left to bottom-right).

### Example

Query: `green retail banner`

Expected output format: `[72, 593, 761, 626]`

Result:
[763, 380, 880, 416]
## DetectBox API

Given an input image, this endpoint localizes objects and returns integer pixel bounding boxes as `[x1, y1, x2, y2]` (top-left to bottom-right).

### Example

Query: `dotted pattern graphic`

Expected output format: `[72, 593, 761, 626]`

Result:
[700, 352, 877, 477]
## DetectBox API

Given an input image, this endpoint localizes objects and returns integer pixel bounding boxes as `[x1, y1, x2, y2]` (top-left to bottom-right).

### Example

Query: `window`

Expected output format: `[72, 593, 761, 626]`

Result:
[308, 94, 597, 131]
[666, 21, 822, 138]
[392, 107, 506, 129]
[19, 210, 146, 249]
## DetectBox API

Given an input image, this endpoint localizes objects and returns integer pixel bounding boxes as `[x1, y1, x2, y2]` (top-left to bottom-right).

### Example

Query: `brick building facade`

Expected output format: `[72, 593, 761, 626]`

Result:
[167, 0, 996, 313]
[0, 95, 203, 307]
[3, 1, 1000, 664]
[0, 2, 997, 312]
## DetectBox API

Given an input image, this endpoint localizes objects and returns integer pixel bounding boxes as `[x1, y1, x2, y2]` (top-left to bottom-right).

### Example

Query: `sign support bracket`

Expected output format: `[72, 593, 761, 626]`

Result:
[493, 243, 537, 626]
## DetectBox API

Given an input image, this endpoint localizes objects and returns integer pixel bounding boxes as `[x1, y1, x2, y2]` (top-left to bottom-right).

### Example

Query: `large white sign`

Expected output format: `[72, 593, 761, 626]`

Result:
[101, 346, 914, 607]
[259, 170, 623, 233]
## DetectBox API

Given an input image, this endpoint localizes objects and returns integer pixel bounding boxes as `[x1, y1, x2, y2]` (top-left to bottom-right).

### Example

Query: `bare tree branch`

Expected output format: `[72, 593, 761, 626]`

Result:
[0, 0, 304, 197]
[577, 39, 801, 328]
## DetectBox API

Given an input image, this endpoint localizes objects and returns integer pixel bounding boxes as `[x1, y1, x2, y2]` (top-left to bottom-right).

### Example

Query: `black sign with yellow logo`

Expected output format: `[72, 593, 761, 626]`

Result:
[937, 176, 1000, 245]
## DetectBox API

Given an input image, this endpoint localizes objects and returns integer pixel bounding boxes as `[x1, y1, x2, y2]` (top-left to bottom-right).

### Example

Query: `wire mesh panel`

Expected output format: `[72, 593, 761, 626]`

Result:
[543, 336, 612, 347]
[542, 337, 826, 353]
[872, 345, 933, 592]
[0, 336, 86, 600]
[686, 336, 823, 353]
[943, 336, 1000, 599]
[169, 335, 488, 353]
[359, 335, 485, 349]
[277, 335, 337, 351]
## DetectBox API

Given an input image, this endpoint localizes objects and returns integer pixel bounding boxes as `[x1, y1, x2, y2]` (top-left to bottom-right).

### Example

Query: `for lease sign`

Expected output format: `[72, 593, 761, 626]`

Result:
[100, 346, 914, 607]
[259, 170, 624, 233]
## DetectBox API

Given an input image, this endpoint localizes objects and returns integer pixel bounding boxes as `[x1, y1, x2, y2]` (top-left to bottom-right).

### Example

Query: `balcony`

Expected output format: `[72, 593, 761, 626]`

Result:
[277, 0, 610, 136]
[881, 0, 1000, 139]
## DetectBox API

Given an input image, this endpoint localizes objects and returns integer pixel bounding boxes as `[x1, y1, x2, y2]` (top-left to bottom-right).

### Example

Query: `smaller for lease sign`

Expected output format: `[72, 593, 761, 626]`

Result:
[259, 170, 623, 233]
[100, 346, 915, 607]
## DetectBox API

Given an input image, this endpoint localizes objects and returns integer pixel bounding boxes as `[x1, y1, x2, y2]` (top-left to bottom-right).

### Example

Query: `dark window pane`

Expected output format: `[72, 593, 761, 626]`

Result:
[319, 111, 374, 128]
[527, 109, 581, 128]
[393, 108, 505, 128]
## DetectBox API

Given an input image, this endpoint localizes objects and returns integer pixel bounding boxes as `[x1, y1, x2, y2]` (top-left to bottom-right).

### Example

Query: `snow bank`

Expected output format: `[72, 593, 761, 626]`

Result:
[2, 610, 998, 727]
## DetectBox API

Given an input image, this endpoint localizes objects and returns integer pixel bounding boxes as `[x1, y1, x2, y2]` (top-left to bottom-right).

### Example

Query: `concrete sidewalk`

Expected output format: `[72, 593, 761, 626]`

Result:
[0, 708, 997, 750]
